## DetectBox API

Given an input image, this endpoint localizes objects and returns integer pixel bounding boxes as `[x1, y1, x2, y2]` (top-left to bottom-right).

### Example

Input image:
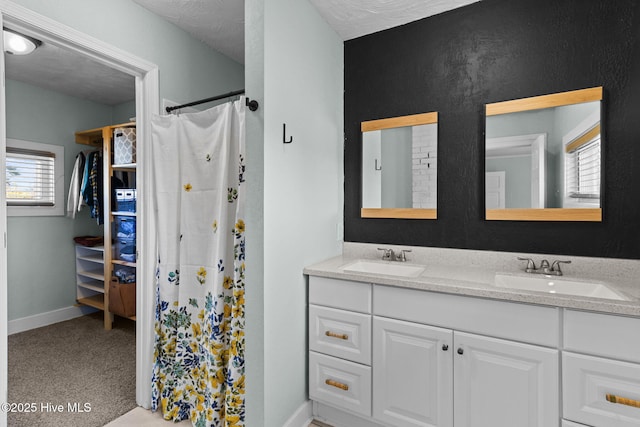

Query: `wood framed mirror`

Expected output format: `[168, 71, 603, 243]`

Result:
[485, 87, 603, 222]
[361, 112, 438, 219]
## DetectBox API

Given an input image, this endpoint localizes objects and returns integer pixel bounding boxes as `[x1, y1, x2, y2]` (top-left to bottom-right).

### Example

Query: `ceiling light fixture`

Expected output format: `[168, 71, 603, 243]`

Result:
[3, 29, 41, 55]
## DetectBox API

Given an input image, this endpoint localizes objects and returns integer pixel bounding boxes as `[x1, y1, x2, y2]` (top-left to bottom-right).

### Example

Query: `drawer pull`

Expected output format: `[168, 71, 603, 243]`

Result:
[325, 379, 349, 391]
[606, 394, 640, 408]
[325, 330, 349, 340]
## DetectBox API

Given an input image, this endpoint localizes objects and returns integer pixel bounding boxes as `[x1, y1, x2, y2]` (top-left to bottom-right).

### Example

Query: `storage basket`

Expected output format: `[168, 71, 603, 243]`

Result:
[109, 278, 135, 317]
[113, 127, 136, 165]
[115, 216, 136, 239]
[113, 264, 136, 283]
[115, 189, 136, 212]
[114, 237, 136, 263]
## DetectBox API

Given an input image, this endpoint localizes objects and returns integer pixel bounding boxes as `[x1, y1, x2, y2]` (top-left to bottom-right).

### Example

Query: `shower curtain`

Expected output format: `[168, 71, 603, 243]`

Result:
[150, 98, 246, 427]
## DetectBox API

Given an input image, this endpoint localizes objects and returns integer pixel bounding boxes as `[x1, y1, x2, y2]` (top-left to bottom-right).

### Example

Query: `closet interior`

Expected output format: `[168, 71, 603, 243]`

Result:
[74, 123, 137, 330]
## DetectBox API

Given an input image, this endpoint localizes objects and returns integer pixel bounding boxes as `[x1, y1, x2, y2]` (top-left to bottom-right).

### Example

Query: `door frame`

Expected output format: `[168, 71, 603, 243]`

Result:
[486, 133, 547, 209]
[0, 2, 159, 424]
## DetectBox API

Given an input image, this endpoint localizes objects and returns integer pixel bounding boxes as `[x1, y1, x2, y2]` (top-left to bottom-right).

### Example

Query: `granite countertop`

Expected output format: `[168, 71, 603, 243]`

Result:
[304, 255, 640, 317]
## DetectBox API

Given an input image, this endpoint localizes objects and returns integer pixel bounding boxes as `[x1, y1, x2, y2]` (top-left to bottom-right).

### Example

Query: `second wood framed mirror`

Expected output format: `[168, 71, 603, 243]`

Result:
[485, 87, 603, 222]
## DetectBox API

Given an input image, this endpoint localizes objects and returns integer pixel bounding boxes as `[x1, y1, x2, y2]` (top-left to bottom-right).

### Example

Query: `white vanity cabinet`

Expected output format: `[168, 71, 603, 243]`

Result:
[309, 277, 560, 427]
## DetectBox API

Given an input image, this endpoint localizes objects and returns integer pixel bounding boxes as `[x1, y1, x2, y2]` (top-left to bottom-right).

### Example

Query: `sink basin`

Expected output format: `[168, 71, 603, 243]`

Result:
[342, 260, 425, 278]
[494, 274, 628, 301]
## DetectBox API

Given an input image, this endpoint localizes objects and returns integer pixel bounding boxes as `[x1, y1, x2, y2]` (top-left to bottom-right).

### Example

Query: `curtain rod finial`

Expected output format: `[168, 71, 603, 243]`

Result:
[246, 98, 259, 111]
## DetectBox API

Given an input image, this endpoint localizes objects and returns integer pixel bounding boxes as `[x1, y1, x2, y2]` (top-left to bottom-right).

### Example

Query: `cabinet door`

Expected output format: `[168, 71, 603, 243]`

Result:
[453, 332, 559, 427]
[373, 317, 453, 427]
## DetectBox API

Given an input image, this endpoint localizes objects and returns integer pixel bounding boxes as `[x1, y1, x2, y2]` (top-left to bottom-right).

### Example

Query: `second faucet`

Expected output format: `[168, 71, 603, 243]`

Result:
[378, 248, 412, 262]
[517, 257, 571, 276]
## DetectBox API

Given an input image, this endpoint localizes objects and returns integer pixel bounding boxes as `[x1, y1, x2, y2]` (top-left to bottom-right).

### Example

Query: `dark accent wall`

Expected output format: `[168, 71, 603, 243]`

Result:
[344, 0, 640, 259]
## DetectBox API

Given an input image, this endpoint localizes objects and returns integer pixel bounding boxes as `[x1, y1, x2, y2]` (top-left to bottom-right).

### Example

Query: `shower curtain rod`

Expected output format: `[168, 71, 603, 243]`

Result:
[165, 89, 259, 113]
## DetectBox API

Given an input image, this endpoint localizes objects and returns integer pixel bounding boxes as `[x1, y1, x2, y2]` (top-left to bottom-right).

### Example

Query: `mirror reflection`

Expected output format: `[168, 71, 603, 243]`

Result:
[485, 87, 602, 221]
[361, 112, 437, 219]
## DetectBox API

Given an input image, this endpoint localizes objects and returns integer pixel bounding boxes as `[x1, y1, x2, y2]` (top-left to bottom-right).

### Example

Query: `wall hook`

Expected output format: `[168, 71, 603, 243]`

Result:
[283, 123, 293, 144]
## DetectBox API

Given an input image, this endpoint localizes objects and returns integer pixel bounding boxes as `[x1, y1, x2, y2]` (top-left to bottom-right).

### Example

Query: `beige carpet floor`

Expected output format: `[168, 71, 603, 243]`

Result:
[8, 313, 136, 427]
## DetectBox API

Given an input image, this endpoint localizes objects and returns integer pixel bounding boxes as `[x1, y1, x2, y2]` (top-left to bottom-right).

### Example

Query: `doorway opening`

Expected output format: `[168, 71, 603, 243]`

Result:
[0, 4, 158, 426]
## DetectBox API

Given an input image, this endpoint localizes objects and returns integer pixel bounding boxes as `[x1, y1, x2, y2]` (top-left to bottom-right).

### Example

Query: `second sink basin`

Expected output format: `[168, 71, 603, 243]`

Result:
[342, 260, 425, 278]
[494, 274, 628, 301]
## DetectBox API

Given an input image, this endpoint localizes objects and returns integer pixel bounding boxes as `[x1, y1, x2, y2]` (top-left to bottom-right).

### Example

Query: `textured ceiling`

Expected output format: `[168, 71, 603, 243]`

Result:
[132, 0, 482, 65]
[5, 32, 135, 106]
[133, 0, 245, 64]
[309, 0, 482, 40]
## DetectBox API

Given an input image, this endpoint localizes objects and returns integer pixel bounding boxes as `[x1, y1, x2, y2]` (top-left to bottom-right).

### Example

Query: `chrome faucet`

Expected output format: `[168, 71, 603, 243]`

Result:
[517, 257, 571, 276]
[377, 248, 412, 262]
[550, 259, 571, 275]
[396, 249, 411, 262]
[378, 248, 394, 261]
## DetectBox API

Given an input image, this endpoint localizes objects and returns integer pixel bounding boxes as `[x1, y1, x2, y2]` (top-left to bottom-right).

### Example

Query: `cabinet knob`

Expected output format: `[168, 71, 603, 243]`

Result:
[442, 344, 449, 351]
[457, 348, 464, 355]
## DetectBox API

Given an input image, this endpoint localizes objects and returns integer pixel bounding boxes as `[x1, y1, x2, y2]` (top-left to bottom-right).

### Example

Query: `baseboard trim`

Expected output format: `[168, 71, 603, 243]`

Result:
[283, 400, 313, 427]
[8, 305, 98, 335]
[313, 402, 385, 427]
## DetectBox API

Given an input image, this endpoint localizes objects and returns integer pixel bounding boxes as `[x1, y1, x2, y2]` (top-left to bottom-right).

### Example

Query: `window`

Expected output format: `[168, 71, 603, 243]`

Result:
[565, 125, 600, 206]
[6, 139, 64, 216]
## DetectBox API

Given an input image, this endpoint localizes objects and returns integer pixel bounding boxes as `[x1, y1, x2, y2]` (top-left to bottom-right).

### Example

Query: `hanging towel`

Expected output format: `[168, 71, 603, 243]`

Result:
[66, 152, 85, 218]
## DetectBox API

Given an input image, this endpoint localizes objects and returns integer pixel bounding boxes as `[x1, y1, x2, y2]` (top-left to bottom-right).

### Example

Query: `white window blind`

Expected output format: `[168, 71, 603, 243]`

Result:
[6, 147, 56, 206]
[565, 135, 600, 201]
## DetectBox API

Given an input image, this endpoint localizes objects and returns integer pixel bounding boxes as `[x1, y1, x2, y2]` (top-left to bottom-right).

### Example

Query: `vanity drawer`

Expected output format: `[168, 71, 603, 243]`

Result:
[309, 351, 372, 417]
[563, 352, 640, 427]
[564, 310, 640, 363]
[374, 285, 559, 347]
[309, 304, 371, 365]
[309, 276, 372, 313]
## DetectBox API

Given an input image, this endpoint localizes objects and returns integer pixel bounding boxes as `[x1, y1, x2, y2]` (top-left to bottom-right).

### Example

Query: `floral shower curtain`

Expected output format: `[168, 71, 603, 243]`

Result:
[150, 98, 246, 427]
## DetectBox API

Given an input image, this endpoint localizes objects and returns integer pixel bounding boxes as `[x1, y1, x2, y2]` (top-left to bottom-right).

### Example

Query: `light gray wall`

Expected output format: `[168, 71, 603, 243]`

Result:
[381, 127, 412, 208]
[112, 100, 136, 124]
[245, 0, 265, 424]
[6, 79, 111, 320]
[554, 101, 600, 144]
[246, 0, 344, 425]
[486, 155, 532, 208]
